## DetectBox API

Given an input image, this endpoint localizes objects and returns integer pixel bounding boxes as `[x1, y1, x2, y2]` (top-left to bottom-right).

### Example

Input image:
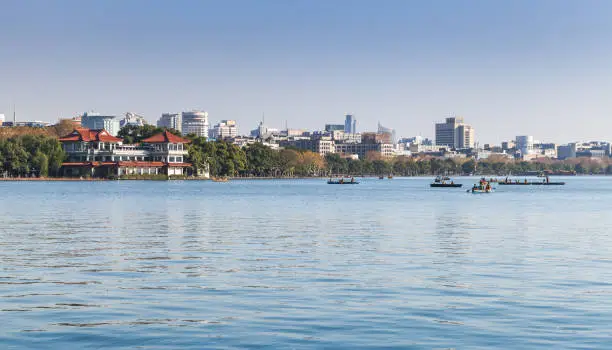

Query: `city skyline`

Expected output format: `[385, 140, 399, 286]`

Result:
[2, 1, 612, 144]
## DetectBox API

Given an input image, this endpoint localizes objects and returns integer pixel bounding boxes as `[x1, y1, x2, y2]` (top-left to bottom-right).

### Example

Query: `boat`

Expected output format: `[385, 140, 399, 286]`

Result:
[498, 176, 565, 185]
[328, 177, 359, 185]
[498, 181, 565, 186]
[388, 175, 393, 179]
[467, 178, 493, 193]
[430, 176, 462, 188]
[431, 183, 462, 188]
[211, 176, 229, 182]
[469, 188, 493, 193]
[379, 176, 384, 179]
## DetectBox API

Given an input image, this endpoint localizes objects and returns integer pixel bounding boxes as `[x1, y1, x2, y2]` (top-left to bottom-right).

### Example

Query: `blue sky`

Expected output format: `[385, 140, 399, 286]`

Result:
[1, 0, 612, 143]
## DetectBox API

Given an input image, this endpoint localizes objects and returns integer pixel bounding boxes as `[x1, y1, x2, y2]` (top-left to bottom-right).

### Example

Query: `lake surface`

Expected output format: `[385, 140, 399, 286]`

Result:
[1, 177, 611, 349]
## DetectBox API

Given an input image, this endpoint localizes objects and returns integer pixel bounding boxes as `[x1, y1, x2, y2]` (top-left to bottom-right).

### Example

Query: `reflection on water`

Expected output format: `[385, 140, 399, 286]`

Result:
[1, 178, 612, 349]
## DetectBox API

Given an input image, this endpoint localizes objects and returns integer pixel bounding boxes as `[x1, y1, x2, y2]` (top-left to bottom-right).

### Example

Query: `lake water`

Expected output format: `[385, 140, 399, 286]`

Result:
[1, 177, 611, 349]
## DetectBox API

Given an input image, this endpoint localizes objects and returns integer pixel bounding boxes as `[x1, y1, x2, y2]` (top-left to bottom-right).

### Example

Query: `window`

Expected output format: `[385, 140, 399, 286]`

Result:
[169, 156, 175, 162]
[176, 156, 182, 163]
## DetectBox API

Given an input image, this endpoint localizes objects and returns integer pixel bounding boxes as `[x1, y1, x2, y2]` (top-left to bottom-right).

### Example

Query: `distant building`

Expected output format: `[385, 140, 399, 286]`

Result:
[344, 114, 357, 134]
[435, 117, 475, 149]
[331, 131, 361, 143]
[250, 121, 279, 139]
[515, 135, 534, 158]
[377, 122, 397, 144]
[181, 111, 209, 138]
[157, 113, 182, 133]
[209, 120, 237, 140]
[120, 112, 148, 128]
[81, 112, 121, 136]
[325, 124, 344, 132]
[557, 143, 577, 160]
[334, 142, 393, 159]
[281, 138, 335, 156]
[0, 114, 4, 125]
[14, 121, 50, 128]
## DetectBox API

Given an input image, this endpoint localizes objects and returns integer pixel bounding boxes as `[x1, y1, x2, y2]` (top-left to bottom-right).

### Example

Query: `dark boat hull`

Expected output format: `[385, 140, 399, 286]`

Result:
[430, 183, 463, 188]
[498, 182, 565, 186]
[327, 181, 359, 184]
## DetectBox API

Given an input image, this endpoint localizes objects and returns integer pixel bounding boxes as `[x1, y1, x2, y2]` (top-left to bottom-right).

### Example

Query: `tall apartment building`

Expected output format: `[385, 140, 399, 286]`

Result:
[157, 113, 182, 133]
[435, 117, 475, 149]
[181, 111, 209, 138]
[209, 120, 237, 140]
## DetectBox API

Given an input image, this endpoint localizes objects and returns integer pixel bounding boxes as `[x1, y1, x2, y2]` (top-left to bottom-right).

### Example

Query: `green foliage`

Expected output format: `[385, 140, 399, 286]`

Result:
[244, 142, 280, 177]
[0, 135, 65, 177]
[187, 138, 247, 177]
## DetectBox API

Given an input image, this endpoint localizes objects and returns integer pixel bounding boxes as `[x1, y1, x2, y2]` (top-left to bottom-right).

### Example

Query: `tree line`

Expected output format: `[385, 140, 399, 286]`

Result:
[0, 134, 65, 177]
[2, 124, 612, 178]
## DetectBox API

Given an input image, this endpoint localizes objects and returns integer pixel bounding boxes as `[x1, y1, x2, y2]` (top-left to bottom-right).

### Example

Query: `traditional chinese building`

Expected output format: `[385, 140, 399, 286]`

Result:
[59, 128, 207, 178]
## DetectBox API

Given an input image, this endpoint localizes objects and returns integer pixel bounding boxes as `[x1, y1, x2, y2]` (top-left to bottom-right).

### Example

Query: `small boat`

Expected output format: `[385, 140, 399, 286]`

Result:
[468, 179, 493, 193]
[469, 188, 493, 193]
[431, 183, 462, 188]
[388, 175, 393, 179]
[328, 177, 359, 185]
[378, 176, 384, 179]
[212, 176, 229, 182]
[430, 176, 462, 188]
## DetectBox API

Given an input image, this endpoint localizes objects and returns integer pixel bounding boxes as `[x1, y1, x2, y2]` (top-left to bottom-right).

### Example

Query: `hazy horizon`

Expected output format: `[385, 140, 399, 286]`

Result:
[2, 0, 612, 144]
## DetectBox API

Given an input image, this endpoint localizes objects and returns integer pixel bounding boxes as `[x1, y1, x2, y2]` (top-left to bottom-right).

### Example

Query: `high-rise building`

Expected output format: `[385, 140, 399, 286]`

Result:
[81, 112, 121, 136]
[209, 120, 237, 140]
[157, 113, 182, 133]
[435, 117, 475, 149]
[515, 135, 534, 156]
[0, 113, 5, 125]
[344, 114, 356, 134]
[181, 111, 209, 138]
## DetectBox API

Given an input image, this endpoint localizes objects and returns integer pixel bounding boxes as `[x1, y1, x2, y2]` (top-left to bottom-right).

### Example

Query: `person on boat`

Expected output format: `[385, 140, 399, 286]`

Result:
[524, 178, 528, 184]
[451, 181, 454, 185]
[339, 179, 344, 184]
[546, 176, 550, 184]
[485, 183, 491, 192]
[351, 177, 355, 183]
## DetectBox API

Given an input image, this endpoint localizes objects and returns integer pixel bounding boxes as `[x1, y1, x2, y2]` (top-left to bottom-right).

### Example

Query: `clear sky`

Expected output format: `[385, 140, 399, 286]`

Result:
[1, 0, 612, 144]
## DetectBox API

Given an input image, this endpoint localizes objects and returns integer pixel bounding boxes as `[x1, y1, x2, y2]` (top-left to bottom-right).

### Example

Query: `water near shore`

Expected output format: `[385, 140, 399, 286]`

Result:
[1, 177, 611, 349]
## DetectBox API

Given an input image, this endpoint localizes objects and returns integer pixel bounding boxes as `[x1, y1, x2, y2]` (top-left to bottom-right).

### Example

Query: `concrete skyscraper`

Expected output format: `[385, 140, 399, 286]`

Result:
[344, 114, 356, 134]
[435, 117, 475, 149]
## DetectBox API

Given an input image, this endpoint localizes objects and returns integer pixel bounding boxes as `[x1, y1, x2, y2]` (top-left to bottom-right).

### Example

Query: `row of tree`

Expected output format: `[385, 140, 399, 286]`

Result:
[3, 124, 612, 178]
[185, 140, 612, 178]
[0, 135, 65, 177]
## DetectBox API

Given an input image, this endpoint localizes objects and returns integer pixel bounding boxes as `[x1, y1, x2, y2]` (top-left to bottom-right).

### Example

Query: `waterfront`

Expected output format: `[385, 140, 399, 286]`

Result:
[1, 177, 612, 349]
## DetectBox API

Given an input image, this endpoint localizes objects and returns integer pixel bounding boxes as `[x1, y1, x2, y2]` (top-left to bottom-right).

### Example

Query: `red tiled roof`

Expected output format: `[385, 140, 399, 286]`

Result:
[59, 128, 123, 143]
[62, 161, 193, 168]
[142, 130, 190, 144]
[117, 161, 165, 167]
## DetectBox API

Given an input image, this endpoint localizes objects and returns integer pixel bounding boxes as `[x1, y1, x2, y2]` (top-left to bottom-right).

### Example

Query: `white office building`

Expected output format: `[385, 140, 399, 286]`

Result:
[181, 111, 209, 138]
[209, 120, 237, 140]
